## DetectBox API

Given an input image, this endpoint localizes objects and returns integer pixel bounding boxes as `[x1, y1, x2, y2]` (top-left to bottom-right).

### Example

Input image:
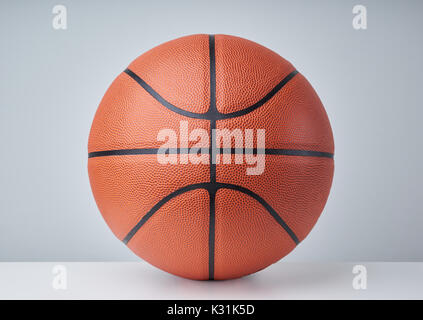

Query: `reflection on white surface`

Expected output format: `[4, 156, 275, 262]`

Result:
[0, 262, 422, 299]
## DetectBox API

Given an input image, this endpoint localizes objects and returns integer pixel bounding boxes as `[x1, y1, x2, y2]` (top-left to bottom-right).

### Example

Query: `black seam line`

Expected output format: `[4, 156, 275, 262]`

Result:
[122, 182, 300, 246]
[219, 70, 299, 119]
[208, 34, 217, 280]
[208, 189, 216, 280]
[123, 68, 299, 121]
[209, 121, 217, 181]
[123, 69, 207, 119]
[217, 183, 299, 245]
[122, 183, 210, 244]
[88, 148, 334, 159]
[208, 35, 217, 114]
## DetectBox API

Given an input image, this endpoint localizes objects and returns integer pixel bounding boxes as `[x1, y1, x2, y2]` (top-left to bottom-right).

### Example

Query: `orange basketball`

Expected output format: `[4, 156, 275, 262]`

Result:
[88, 34, 334, 280]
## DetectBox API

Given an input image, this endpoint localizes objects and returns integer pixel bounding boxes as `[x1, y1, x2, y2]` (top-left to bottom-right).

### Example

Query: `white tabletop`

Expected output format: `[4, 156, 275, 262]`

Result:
[0, 262, 421, 300]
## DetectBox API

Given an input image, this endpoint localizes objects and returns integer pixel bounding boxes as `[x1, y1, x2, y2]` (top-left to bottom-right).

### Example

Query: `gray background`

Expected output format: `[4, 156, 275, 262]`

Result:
[0, 0, 421, 262]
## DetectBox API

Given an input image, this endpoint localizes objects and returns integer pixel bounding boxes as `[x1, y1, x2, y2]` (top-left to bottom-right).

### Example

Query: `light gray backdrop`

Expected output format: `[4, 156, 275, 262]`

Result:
[0, 0, 421, 261]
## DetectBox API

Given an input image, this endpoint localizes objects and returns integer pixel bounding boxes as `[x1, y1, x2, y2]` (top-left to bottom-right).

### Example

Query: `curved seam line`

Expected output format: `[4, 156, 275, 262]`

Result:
[123, 68, 299, 120]
[122, 182, 299, 246]
[122, 183, 210, 244]
[216, 182, 300, 245]
[124, 69, 208, 119]
[217, 70, 299, 119]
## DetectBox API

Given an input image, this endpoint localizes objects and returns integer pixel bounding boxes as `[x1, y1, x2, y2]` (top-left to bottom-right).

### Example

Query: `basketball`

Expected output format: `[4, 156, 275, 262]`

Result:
[88, 34, 334, 280]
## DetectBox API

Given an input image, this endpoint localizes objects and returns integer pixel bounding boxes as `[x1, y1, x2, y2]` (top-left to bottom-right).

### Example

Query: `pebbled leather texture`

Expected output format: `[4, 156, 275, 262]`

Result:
[215, 34, 296, 114]
[88, 34, 334, 280]
[128, 34, 210, 114]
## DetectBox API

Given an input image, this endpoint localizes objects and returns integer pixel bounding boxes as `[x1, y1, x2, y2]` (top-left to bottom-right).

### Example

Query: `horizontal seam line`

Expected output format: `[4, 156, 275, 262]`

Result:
[88, 148, 334, 159]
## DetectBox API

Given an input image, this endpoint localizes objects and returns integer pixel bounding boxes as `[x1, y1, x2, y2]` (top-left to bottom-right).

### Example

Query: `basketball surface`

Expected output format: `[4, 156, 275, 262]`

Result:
[88, 34, 334, 280]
